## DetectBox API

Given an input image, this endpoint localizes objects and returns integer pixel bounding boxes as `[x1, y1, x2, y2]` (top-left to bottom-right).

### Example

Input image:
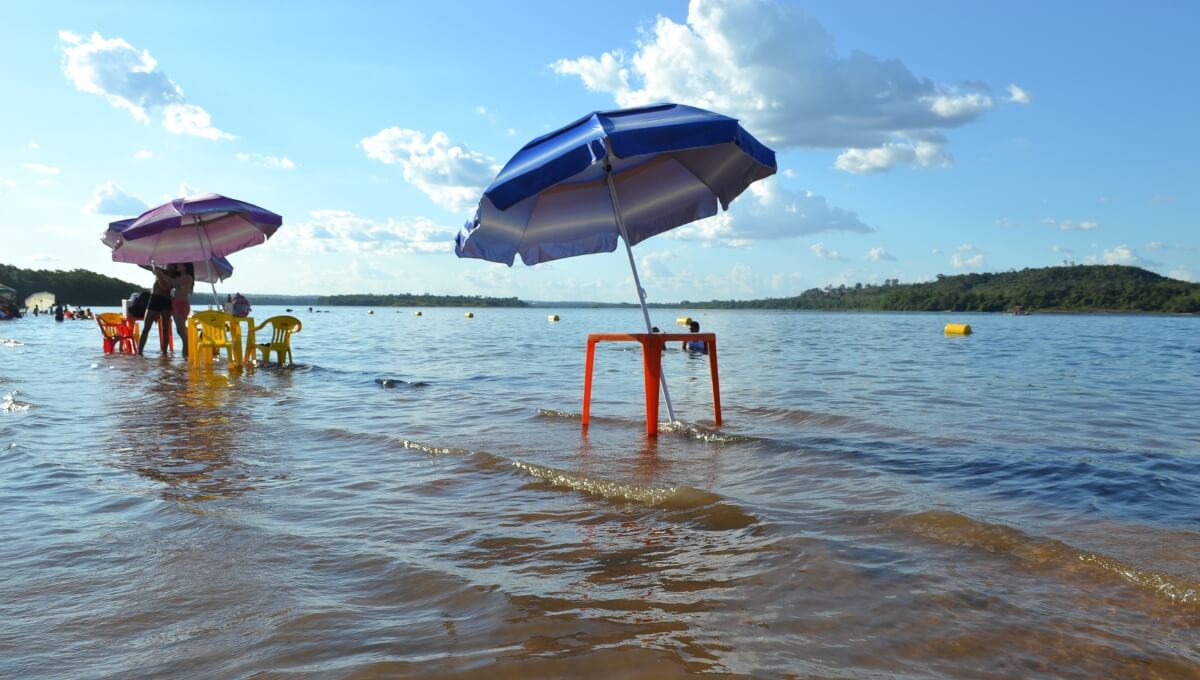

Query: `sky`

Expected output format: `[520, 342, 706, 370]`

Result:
[1, 0, 1196, 302]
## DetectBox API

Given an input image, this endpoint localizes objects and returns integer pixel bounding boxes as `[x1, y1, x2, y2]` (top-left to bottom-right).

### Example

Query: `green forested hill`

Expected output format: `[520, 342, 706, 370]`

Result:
[0, 264, 142, 306]
[686, 265, 1200, 313]
[316, 293, 527, 307]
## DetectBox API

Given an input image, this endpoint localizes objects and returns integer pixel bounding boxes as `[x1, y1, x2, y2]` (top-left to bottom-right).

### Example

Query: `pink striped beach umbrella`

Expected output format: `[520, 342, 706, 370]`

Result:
[110, 193, 282, 266]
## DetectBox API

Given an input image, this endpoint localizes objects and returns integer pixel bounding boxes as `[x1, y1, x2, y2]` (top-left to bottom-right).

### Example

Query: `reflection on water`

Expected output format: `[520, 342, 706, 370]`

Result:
[106, 366, 262, 502]
[1, 307, 1198, 678]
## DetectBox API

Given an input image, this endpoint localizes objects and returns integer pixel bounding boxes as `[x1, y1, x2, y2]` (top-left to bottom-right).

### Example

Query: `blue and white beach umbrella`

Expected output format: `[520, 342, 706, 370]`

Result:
[456, 103, 777, 421]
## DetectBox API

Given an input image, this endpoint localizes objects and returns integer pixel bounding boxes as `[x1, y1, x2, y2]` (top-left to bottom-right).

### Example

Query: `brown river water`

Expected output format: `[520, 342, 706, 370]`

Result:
[1, 307, 1198, 678]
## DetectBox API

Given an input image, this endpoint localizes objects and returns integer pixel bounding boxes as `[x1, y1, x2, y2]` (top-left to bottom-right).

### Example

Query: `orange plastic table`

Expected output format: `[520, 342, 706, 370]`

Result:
[582, 332, 721, 437]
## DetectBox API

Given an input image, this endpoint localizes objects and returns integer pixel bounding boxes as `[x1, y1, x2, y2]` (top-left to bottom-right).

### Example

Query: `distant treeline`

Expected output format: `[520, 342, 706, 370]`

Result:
[682, 265, 1200, 313]
[316, 293, 527, 307]
[0, 263, 141, 306]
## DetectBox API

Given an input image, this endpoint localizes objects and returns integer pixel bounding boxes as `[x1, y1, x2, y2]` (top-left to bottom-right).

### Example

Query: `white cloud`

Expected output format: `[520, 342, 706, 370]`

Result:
[1102, 244, 1140, 266]
[1145, 241, 1165, 250]
[1168, 266, 1192, 282]
[865, 247, 895, 262]
[1041, 217, 1097, 231]
[1006, 84, 1033, 104]
[348, 257, 397, 283]
[633, 254, 761, 299]
[133, 150, 153, 160]
[552, 0, 996, 166]
[782, 169, 796, 178]
[957, 243, 980, 253]
[1051, 244, 1073, 255]
[27, 142, 40, 150]
[994, 218, 1015, 228]
[810, 242, 845, 261]
[84, 181, 149, 216]
[235, 152, 295, 169]
[58, 31, 233, 140]
[25, 254, 57, 264]
[926, 93, 992, 119]
[23, 163, 60, 175]
[162, 103, 235, 140]
[1, 179, 15, 189]
[360, 128, 500, 213]
[951, 253, 985, 269]
[835, 136, 951, 173]
[274, 209, 456, 255]
[668, 177, 871, 246]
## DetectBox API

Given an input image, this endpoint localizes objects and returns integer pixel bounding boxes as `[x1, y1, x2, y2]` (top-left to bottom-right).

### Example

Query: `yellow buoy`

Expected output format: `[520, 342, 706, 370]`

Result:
[464, 312, 474, 318]
[944, 323, 972, 336]
[548, 314, 560, 321]
[676, 316, 692, 326]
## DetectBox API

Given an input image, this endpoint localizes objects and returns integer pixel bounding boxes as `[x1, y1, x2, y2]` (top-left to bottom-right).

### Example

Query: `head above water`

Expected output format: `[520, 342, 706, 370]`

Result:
[689, 320, 700, 333]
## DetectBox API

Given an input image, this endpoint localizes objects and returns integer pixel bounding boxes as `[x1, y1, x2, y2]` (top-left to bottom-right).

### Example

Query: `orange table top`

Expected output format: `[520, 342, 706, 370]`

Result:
[587, 332, 716, 343]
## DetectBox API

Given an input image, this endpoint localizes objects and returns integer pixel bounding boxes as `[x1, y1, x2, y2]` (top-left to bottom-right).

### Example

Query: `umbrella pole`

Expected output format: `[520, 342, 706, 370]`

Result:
[604, 162, 678, 424]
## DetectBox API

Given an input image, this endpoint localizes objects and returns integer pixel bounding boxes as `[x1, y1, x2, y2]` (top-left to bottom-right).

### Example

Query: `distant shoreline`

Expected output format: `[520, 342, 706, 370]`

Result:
[5, 262, 1198, 314]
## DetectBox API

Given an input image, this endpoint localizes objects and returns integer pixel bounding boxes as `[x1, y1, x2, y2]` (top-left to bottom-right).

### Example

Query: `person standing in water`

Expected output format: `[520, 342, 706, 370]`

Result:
[681, 319, 708, 354]
[170, 263, 194, 358]
[138, 264, 178, 356]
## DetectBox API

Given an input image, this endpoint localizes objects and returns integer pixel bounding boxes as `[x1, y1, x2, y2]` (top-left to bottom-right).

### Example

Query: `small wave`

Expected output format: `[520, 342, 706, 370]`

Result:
[890, 510, 1199, 609]
[318, 427, 757, 530]
[737, 405, 915, 439]
[509, 460, 756, 530]
[0, 338, 22, 347]
[375, 377, 430, 388]
[3, 392, 32, 412]
[536, 409, 755, 444]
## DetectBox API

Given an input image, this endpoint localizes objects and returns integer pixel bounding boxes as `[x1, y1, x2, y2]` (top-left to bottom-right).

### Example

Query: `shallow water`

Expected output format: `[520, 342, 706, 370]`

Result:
[1, 307, 1198, 678]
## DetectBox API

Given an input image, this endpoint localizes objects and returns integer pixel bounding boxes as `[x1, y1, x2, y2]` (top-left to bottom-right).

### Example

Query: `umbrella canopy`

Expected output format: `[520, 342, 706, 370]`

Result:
[109, 193, 282, 266]
[24, 291, 55, 309]
[104, 218, 234, 283]
[0, 284, 15, 301]
[455, 103, 776, 267]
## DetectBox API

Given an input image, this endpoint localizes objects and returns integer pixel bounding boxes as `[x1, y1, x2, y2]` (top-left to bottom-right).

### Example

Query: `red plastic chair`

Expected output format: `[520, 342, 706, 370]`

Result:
[97, 312, 138, 354]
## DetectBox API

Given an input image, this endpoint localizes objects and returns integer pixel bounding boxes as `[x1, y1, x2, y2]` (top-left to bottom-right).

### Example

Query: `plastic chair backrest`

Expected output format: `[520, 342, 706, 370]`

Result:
[267, 315, 301, 344]
[96, 312, 131, 339]
[255, 315, 301, 363]
[191, 310, 236, 343]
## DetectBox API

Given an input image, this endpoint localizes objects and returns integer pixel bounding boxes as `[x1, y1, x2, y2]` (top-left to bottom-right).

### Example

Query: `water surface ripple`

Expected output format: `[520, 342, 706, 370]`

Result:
[1, 308, 1197, 678]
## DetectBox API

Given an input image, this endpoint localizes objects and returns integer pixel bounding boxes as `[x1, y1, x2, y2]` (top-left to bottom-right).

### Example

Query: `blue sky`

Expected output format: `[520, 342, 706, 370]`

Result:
[2, 1, 1195, 302]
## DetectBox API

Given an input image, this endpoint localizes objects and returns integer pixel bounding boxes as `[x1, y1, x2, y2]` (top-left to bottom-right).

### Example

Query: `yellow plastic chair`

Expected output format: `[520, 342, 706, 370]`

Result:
[188, 310, 243, 370]
[252, 315, 302, 365]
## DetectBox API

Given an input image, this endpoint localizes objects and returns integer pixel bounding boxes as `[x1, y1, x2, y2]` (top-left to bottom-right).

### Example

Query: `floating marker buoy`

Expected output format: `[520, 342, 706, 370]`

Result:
[944, 323, 972, 335]
[548, 314, 560, 322]
[465, 312, 474, 318]
[415, 311, 422, 316]
[676, 316, 692, 326]
[368, 310, 374, 315]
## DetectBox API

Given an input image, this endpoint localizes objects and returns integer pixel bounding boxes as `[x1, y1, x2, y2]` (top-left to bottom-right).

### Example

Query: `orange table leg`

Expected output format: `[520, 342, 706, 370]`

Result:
[582, 338, 597, 430]
[642, 338, 663, 437]
[708, 337, 722, 426]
